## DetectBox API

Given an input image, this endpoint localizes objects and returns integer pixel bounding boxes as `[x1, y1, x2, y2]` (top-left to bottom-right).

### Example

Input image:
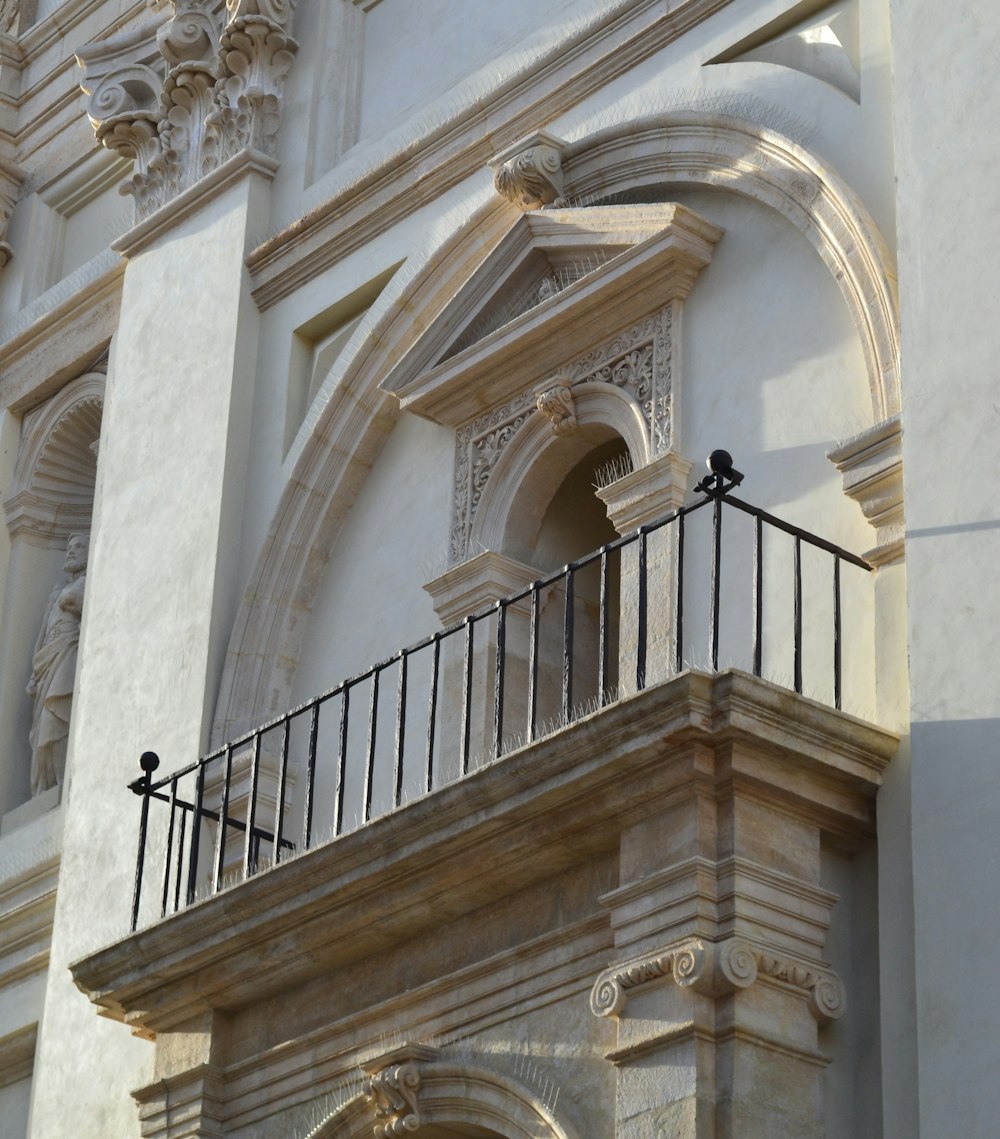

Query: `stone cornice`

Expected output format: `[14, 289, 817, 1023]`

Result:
[70, 670, 895, 1037]
[828, 415, 903, 566]
[244, 0, 735, 310]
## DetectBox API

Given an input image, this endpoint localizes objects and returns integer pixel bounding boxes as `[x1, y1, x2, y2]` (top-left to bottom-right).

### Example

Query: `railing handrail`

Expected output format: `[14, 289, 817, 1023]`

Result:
[127, 467, 874, 931]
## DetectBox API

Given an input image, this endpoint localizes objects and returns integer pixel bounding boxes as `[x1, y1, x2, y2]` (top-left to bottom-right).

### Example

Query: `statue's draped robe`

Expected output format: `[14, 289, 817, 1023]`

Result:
[29, 574, 84, 795]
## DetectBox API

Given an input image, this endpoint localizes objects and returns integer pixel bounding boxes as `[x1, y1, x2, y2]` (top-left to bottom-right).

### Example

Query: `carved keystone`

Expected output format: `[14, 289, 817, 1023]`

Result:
[490, 130, 567, 210]
[363, 1043, 440, 1137]
[534, 374, 577, 435]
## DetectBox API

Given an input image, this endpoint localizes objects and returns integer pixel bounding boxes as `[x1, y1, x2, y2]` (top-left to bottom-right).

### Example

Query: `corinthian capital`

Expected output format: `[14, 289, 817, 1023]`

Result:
[77, 0, 297, 221]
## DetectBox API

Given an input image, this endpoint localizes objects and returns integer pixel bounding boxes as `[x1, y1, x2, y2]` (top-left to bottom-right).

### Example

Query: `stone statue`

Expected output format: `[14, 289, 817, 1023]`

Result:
[27, 533, 88, 796]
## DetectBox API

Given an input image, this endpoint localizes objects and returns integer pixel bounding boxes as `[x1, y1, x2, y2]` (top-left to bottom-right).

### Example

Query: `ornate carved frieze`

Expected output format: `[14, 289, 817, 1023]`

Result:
[449, 305, 675, 562]
[590, 937, 845, 1024]
[491, 130, 567, 211]
[363, 1043, 440, 1138]
[77, 0, 297, 219]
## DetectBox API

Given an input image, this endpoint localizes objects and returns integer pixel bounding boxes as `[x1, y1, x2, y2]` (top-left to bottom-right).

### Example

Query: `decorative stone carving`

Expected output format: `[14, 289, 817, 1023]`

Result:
[591, 937, 845, 1023]
[27, 534, 88, 796]
[534, 374, 576, 435]
[449, 305, 674, 562]
[490, 130, 567, 210]
[363, 1043, 439, 1138]
[77, 0, 297, 219]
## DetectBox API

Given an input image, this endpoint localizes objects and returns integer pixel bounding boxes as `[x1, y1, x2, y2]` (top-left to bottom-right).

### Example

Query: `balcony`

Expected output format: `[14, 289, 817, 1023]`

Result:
[123, 461, 877, 934]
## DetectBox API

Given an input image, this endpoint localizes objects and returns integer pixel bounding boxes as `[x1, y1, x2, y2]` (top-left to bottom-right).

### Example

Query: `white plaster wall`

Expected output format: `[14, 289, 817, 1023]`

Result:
[27, 174, 268, 1139]
[355, 0, 582, 144]
[891, 3, 1000, 1137]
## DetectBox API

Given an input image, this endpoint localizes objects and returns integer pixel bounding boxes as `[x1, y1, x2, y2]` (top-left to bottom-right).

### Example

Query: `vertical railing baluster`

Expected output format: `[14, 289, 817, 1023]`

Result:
[675, 513, 685, 674]
[213, 745, 233, 891]
[161, 776, 178, 918]
[710, 497, 722, 672]
[493, 601, 506, 759]
[364, 670, 380, 822]
[426, 637, 440, 793]
[304, 700, 320, 849]
[562, 568, 575, 722]
[336, 687, 349, 836]
[833, 555, 842, 710]
[186, 761, 205, 906]
[173, 808, 186, 914]
[636, 528, 648, 691]
[243, 732, 262, 879]
[460, 617, 474, 775]
[793, 535, 803, 694]
[393, 653, 407, 807]
[598, 549, 609, 705]
[130, 751, 159, 932]
[274, 720, 290, 864]
[753, 514, 763, 677]
[527, 583, 540, 741]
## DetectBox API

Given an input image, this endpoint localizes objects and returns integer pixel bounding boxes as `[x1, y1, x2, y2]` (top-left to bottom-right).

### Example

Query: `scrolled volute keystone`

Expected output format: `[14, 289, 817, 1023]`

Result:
[363, 1043, 439, 1138]
[491, 130, 567, 211]
[534, 374, 577, 436]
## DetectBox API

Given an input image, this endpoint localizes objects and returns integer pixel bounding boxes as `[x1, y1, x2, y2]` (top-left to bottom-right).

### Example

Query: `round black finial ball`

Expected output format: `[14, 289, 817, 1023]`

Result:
[139, 750, 160, 774]
[707, 449, 734, 474]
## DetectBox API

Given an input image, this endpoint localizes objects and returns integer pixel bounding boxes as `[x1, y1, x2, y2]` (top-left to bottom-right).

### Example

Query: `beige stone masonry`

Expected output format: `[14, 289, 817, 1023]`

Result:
[71, 670, 894, 1138]
[828, 415, 903, 566]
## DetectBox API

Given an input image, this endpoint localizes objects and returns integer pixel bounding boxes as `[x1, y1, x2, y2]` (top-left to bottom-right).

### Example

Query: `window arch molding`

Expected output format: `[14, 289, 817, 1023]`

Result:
[212, 112, 899, 744]
[470, 382, 648, 562]
[305, 1063, 584, 1139]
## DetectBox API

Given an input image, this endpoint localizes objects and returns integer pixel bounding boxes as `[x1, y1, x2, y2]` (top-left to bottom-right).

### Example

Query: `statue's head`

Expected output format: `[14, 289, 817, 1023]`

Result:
[64, 533, 89, 574]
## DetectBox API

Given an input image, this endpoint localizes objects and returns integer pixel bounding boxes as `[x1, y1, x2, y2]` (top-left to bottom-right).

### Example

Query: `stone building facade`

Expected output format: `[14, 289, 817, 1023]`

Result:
[0, 1, 995, 1137]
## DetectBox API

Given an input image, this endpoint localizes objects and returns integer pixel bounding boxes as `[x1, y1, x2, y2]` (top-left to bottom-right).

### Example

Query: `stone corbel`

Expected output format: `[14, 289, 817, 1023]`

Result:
[77, 0, 297, 220]
[827, 415, 903, 566]
[490, 130, 567, 211]
[590, 937, 845, 1025]
[534, 373, 576, 435]
[363, 1043, 440, 1137]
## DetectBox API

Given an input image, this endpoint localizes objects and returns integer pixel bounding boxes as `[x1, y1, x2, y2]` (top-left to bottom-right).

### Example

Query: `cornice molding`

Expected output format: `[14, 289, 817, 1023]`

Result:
[828, 415, 903, 566]
[244, 0, 736, 310]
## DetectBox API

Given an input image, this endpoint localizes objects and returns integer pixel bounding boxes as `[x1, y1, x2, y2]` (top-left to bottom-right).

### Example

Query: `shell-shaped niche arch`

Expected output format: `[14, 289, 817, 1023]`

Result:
[305, 1062, 584, 1139]
[5, 372, 104, 545]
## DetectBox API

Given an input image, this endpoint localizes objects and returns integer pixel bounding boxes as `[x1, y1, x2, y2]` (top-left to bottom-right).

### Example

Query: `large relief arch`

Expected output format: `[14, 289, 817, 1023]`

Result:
[213, 112, 900, 743]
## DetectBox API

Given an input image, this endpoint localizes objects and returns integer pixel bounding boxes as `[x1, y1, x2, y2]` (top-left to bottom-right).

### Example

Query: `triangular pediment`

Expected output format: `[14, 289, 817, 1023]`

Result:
[386, 204, 723, 427]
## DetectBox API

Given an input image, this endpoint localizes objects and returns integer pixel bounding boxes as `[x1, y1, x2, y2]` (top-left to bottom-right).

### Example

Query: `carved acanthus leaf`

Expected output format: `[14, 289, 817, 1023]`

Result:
[77, 0, 296, 219]
[366, 1062, 422, 1136]
[491, 131, 567, 211]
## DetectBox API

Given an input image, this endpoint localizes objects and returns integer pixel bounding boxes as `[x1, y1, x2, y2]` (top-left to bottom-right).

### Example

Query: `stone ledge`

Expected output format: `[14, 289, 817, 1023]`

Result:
[70, 669, 896, 1036]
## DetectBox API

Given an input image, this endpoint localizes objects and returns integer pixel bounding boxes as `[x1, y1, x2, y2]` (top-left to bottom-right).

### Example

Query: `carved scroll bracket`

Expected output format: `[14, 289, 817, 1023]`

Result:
[490, 130, 567, 211]
[77, 0, 298, 221]
[363, 1043, 440, 1137]
[590, 937, 846, 1025]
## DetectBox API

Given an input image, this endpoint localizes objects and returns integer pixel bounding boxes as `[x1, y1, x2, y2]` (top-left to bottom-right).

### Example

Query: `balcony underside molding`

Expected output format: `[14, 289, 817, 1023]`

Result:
[71, 669, 896, 1037]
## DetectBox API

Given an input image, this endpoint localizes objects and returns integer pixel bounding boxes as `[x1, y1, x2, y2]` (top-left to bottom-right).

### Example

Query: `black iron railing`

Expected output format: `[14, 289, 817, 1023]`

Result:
[128, 462, 872, 931]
